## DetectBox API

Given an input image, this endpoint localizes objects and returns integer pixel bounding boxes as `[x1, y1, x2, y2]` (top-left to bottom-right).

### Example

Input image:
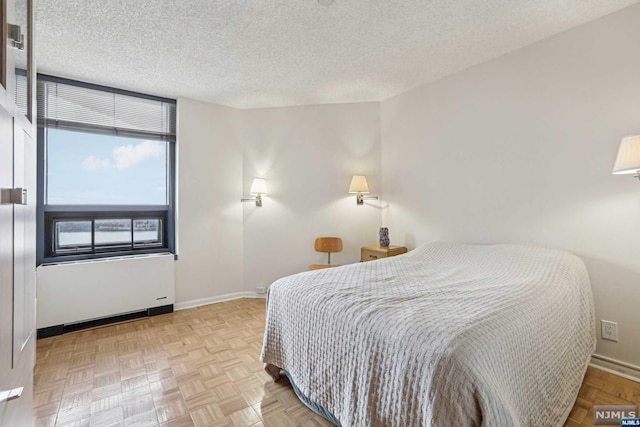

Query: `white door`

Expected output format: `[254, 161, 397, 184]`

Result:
[0, 0, 37, 425]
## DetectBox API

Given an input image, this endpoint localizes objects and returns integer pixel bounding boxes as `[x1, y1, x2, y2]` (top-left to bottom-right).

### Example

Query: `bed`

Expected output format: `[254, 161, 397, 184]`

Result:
[260, 241, 596, 426]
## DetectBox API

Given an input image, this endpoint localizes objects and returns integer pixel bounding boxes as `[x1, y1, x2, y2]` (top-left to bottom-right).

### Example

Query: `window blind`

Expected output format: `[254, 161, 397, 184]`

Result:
[15, 71, 28, 116]
[37, 75, 176, 141]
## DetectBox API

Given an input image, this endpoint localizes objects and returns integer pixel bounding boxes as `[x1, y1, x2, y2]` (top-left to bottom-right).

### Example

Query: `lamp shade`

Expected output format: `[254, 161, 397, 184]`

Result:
[249, 178, 267, 195]
[349, 175, 370, 193]
[613, 135, 640, 174]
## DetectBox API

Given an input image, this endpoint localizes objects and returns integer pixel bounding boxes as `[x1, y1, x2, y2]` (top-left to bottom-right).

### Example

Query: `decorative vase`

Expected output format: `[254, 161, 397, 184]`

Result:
[379, 227, 390, 247]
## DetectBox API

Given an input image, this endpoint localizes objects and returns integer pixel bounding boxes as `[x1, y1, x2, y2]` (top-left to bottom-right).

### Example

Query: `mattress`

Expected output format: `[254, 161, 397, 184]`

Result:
[260, 241, 596, 426]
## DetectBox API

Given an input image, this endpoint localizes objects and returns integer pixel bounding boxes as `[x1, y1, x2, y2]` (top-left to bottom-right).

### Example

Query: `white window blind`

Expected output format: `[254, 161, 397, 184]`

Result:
[15, 71, 28, 116]
[37, 76, 176, 140]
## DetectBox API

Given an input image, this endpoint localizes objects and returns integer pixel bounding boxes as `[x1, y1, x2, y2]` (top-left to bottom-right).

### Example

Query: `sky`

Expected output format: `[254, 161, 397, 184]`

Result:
[47, 129, 168, 205]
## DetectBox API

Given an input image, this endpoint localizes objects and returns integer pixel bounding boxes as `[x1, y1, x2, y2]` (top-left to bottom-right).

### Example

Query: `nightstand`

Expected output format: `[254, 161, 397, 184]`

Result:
[361, 244, 408, 262]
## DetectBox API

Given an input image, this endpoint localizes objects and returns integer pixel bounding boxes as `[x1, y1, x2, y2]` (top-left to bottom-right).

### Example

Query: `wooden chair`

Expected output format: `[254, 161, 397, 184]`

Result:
[309, 237, 343, 271]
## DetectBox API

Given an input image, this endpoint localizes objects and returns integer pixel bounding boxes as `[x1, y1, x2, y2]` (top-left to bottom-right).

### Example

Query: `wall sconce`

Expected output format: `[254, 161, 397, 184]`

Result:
[348, 175, 378, 205]
[613, 135, 640, 180]
[241, 178, 267, 206]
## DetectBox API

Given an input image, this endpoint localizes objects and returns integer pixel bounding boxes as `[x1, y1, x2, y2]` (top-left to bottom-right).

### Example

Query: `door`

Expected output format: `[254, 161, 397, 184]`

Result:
[0, 0, 36, 425]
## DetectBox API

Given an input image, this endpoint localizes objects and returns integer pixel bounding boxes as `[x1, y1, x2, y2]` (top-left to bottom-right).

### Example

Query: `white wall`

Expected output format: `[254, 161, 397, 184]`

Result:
[380, 4, 640, 366]
[175, 100, 382, 300]
[175, 98, 244, 304]
[241, 103, 382, 291]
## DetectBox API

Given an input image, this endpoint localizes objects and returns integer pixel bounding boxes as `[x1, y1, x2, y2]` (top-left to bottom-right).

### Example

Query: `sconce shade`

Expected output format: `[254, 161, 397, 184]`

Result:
[249, 178, 267, 195]
[613, 135, 640, 174]
[349, 175, 370, 193]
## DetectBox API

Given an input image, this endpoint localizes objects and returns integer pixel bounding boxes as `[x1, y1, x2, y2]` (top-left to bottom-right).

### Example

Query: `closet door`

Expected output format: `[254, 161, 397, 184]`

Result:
[0, 105, 21, 427]
[0, 0, 36, 425]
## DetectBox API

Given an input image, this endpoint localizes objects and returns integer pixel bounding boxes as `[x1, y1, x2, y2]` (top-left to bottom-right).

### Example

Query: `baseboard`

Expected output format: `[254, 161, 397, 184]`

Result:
[174, 291, 266, 311]
[37, 304, 174, 339]
[590, 353, 640, 383]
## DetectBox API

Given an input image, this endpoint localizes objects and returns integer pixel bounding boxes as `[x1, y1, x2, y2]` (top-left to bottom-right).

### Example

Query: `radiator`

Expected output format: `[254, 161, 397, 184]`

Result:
[36, 254, 175, 329]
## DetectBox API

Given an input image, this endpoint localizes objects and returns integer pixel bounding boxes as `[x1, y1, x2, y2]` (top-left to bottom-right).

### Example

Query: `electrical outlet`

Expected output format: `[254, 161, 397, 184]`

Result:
[601, 320, 618, 342]
[256, 286, 267, 294]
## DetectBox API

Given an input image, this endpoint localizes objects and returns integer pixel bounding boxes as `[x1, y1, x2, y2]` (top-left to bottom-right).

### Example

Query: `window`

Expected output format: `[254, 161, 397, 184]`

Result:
[50, 216, 165, 255]
[46, 129, 168, 205]
[37, 75, 176, 263]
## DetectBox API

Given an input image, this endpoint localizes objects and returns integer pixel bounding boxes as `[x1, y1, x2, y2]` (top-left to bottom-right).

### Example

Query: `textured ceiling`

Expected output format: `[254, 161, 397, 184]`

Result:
[36, 0, 639, 109]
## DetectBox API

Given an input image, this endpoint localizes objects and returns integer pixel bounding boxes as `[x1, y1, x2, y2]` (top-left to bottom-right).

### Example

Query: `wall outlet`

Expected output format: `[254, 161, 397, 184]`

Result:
[601, 320, 618, 342]
[256, 286, 268, 294]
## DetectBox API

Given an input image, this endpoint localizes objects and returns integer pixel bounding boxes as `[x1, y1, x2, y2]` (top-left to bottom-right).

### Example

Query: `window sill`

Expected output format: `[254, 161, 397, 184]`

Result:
[40, 250, 175, 267]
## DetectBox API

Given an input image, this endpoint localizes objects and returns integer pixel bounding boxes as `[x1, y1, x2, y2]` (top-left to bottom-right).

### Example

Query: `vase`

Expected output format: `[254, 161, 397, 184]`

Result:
[379, 227, 390, 247]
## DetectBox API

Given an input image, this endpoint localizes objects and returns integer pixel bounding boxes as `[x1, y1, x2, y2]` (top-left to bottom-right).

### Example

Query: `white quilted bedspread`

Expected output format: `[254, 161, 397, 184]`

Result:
[260, 242, 596, 427]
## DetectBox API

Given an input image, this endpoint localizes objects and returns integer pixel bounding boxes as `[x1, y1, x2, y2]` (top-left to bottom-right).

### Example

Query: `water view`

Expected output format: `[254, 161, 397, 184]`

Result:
[56, 219, 161, 247]
[58, 231, 160, 246]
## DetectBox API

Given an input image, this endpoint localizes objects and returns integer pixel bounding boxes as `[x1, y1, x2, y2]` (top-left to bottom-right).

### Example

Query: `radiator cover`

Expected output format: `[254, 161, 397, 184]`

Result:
[36, 254, 175, 329]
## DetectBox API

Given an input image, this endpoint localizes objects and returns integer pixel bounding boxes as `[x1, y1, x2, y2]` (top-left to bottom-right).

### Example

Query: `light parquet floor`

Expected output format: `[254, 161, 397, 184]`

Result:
[565, 367, 640, 427]
[34, 298, 331, 427]
[34, 298, 640, 427]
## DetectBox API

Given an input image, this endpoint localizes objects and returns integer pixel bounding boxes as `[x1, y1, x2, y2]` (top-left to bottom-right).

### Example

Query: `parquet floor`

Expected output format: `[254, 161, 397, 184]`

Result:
[33, 298, 640, 427]
[565, 367, 640, 427]
[34, 298, 330, 427]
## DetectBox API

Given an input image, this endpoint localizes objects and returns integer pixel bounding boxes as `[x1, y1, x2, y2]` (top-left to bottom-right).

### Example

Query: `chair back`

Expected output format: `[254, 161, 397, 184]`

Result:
[314, 237, 343, 254]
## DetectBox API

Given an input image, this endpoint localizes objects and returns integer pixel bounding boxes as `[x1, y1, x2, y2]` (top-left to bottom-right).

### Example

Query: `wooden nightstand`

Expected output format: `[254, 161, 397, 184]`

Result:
[361, 245, 408, 262]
